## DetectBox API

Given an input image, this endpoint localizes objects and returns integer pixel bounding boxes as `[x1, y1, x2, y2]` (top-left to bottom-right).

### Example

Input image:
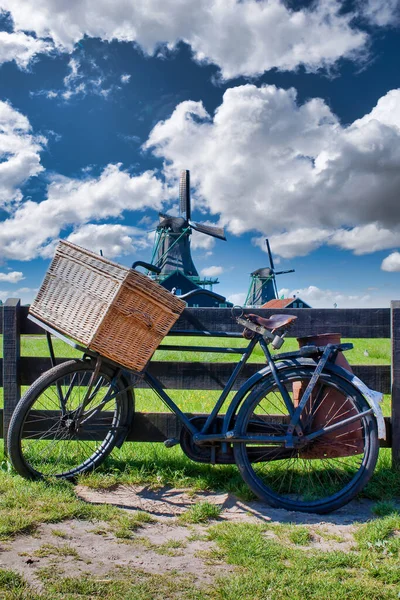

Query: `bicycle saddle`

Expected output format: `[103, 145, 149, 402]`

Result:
[244, 313, 297, 332]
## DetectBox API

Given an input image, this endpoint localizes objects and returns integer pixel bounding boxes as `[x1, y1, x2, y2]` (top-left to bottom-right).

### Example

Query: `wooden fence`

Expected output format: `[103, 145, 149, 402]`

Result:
[2, 298, 400, 467]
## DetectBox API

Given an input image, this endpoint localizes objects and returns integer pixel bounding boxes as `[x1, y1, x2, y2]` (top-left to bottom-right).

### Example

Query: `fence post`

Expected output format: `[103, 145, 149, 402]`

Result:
[391, 301, 400, 469]
[2, 298, 20, 454]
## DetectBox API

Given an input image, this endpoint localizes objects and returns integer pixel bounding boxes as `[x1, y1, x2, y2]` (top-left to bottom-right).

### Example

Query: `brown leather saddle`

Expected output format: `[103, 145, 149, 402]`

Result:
[242, 313, 297, 339]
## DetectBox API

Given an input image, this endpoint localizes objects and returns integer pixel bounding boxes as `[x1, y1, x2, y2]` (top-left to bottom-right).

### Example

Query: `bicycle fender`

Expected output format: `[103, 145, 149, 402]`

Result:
[223, 358, 386, 440]
[322, 363, 386, 440]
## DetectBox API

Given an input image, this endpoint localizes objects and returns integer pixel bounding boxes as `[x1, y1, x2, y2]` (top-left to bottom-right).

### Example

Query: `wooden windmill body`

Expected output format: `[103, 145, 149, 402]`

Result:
[150, 171, 232, 307]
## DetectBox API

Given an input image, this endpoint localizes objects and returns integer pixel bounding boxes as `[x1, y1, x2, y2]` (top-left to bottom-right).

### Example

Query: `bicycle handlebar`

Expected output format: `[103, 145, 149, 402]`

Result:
[131, 261, 161, 275]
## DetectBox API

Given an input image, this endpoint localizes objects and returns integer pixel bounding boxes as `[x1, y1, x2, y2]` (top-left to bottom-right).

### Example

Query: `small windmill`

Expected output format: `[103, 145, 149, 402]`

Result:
[150, 170, 226, 288]
[245, 239, 295, 307]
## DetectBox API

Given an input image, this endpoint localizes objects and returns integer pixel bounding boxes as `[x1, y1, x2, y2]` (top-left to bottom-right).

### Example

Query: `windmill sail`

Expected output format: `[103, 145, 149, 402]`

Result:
[190, 222, 226, 240]
[179, 170, 191, 220]
[266, 238, 275, 271]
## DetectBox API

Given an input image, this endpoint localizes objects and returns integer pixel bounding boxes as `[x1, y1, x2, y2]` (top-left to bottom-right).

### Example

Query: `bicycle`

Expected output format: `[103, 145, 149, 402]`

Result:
[6, 262, 386, 514]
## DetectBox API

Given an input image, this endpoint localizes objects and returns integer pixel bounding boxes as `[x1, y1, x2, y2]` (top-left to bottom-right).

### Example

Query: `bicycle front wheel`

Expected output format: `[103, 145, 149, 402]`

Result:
[7, 359, 134, 480]
[233, 367, 379, 513]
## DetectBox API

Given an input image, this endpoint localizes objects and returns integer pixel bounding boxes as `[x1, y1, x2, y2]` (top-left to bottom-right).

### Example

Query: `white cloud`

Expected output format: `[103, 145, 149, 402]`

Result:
[0, 286, 37, 304]
[254, 229, 333, 259]
[227, 292, 246, 306]
[0, 100, 46, 208]
[0, 163, 166, 260]
[200, 265, 223, 277]
[0, 30, 53, 67]
[0, 271, 24, 283]
[361, 0, 400, 26]
[62, 57, 86, 99]
[10, 287, 38, 304]
[34, 56, 120, 100]
[1, 0, 368, 78]
[381, 251, 400, 272]
[191, 227, 216, 251]
[145, 85, 400, 259]
[329, 224, 400, 255]
[121, 73, 131, 84]
[67, 223, 150, 259]
[279, 285, 373, 308]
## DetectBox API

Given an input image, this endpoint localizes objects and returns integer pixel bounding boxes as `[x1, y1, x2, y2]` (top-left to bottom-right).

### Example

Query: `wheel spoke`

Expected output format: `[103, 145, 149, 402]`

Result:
[234, 367, 378, 512]
[9, 361, 130, 479]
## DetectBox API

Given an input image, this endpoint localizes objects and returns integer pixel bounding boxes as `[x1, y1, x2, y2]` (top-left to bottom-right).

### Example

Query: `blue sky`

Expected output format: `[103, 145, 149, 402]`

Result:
[0, 0, 400, 307]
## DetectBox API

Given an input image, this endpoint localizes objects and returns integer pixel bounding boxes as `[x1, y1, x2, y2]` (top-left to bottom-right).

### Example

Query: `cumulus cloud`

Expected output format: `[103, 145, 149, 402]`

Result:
[1, 0, 368, 78]
[279, 285, 373, 308]
[67, 223, 150, 259]
[329, 224, 400, 255]
[381, 251, 400, 271]
[1, 286, 38, 304]
[254, 229, 333, 259]
[145, 85, 400, 258]
[0, 30, 53, 68]
[0, 271, 24, 283]
[191, 227, 216, 251]
[227, 292, 246, 306]
[0, 164, 166, 260]
[200, 265, 223, 277]
[0, 100, 46, 208]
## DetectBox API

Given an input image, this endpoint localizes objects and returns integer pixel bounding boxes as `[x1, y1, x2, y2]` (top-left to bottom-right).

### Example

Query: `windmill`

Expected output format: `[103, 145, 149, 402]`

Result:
[245, 239, 295, 307]
[150, 170, 226, 288]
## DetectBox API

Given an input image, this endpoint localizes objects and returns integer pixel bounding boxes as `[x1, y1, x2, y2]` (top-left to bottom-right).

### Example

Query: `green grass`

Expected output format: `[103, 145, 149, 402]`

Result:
[207, 521, 400, 599]
[0, 473, 155, 541]
[0, 469, 398, 599]
[113, 512, 155, 539]
[33, 543, 79, 558]
[0, 567, 207, 599]
[18, 334, 391, 365]
[371, 501, 399, 517]
[287, 526, 313, 545]
[178, 501, 222, 524]
[3, 517, 399, 599]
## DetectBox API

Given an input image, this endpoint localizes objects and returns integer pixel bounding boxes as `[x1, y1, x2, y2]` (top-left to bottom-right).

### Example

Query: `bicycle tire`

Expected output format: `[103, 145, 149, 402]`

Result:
[7, 359, 134, 480]
[233, 367, 379, 513]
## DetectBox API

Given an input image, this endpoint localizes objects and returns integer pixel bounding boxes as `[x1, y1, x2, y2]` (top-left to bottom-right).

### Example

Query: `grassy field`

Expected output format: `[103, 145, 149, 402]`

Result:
[18, 334, 392, 365]
[0, 335, 397, 599]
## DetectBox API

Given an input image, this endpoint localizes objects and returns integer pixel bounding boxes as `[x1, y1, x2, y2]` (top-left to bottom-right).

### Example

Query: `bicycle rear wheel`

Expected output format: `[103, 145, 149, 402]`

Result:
[7, 359, 134, 480]
[233, 367, 379, 513]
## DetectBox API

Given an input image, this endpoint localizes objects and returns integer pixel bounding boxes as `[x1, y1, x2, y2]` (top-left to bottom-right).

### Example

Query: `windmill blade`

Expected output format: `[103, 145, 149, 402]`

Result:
[266, 239, 275, 271]
[179, 170, 191, 220]
[275, 269, 295, 276]
[190, 221, 226, 241]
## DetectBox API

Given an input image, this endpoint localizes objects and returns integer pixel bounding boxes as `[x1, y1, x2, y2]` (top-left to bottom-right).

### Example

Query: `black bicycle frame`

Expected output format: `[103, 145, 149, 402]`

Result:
[141, 338, 352, 448]
[141, 334, 304, 447]
[29, 314, 352, 449]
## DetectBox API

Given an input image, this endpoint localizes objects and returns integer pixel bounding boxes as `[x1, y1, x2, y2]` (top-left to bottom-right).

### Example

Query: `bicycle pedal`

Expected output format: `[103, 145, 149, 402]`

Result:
[164, 438, 180, 448]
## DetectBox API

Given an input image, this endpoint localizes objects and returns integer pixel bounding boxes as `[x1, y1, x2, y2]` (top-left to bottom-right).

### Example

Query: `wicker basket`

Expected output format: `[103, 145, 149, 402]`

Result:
[30, 240, 186, 372]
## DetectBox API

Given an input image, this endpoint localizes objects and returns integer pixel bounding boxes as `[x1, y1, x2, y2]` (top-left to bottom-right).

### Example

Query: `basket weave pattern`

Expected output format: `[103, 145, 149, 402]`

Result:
[30, 241, 186, 372]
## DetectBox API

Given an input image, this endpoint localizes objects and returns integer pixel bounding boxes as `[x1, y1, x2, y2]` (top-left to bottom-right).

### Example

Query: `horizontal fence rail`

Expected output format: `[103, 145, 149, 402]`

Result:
[1, 299, 399, 467]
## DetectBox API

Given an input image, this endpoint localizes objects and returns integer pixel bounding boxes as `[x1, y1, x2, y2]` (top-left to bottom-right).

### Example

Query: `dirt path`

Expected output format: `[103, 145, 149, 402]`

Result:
[76, 483, 378, 524]
[0, 484, 388, 592]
